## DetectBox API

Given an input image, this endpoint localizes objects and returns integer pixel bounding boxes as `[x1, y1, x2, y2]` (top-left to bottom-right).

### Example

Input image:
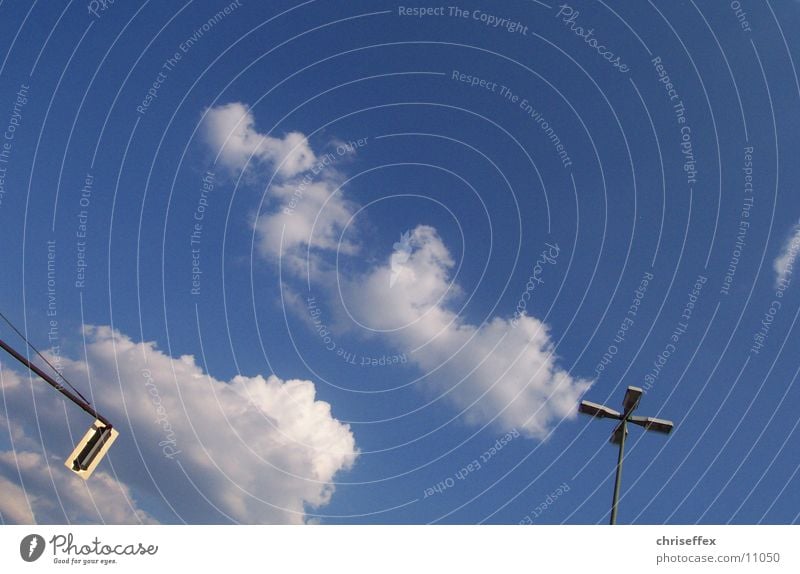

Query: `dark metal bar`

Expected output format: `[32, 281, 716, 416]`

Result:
[0, 337, 111, 427]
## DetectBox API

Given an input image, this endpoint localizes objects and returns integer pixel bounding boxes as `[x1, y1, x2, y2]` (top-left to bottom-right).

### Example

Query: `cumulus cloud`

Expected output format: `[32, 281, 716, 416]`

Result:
[0, 474, 35, 524]
[201, 102, 316, 177]
[774, 223, 800, 286]
[342, 226, 591, 439]
[0, 326, 357, 524]
[0, 367, 155, 524]
[0, 449, 156, 524]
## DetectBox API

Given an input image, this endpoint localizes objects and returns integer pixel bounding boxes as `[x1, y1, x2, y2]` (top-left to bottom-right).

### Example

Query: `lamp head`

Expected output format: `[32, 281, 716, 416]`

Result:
[629, 415, 674, 434]
[579, 400, 621, 419]
[622, 386, 643, 414]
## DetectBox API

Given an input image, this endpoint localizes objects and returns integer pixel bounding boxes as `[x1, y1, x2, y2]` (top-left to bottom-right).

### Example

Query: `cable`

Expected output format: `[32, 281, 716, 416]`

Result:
[0, 309, 92, 405]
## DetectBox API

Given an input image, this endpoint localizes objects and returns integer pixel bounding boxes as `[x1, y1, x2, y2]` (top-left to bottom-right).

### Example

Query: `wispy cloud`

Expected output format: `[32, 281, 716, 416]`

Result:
[201, 102, 316, 178]
[342, 226, 591, 439]
[201, 103, 590, 440]
[774, 223, 800, 286]
[201, 103, 359, 274]
[254, 176, 359, 272]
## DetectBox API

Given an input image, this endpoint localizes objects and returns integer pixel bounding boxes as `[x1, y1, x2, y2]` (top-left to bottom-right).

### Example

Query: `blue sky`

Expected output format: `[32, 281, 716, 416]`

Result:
[1, 0, 800, 524]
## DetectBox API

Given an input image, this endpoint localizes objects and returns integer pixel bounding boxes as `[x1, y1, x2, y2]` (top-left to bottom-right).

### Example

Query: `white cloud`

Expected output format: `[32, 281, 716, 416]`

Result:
[201, 102, 359, 273]
[342, 226, 591, 439]
[0, 326, 357, 524]
[201, 102, 316, 178]
[774, 223, 800, 286]
[0, 474, 35, 524]
[198, 101, 589, 441]
[0, 367, 155, 524]
[255, 176, 359, 271]
[0, 449, 157, 524]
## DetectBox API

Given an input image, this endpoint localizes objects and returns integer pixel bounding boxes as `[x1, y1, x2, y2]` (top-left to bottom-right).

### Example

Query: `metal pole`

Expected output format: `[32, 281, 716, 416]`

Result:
[0, 337, 111, 427]
[610, 418, 627, 525]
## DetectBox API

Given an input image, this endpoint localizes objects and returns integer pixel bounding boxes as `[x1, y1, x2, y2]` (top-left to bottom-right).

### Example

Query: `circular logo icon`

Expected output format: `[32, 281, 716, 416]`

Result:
[20, 534, 45, 562]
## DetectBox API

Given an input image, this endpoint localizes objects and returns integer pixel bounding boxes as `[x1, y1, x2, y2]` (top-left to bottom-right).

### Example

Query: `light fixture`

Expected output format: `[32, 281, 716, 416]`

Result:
[579, 386, 674, 524]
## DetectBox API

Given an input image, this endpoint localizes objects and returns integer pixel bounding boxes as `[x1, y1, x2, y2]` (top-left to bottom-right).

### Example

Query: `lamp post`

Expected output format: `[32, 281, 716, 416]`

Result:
[579, 386, 674, 524]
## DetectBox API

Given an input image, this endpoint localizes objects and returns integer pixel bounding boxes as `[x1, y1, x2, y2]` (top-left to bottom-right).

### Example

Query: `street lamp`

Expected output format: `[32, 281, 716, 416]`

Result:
[0, 336, 118, 480]
[579, 386, 673, 524]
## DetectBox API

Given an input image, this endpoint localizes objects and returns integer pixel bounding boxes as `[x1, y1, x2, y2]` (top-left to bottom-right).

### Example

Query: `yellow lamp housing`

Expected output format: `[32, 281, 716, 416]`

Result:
[65, 421, 119, 480]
